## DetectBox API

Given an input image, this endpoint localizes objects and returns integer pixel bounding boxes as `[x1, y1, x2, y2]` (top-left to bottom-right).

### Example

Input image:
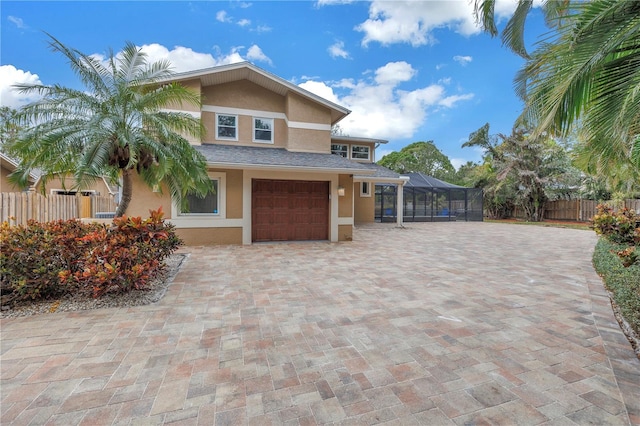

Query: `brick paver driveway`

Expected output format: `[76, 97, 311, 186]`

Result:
[1, 222, 639, 425]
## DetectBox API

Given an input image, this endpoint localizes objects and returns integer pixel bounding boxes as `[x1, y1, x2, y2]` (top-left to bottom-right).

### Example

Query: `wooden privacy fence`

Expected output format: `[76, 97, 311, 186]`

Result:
[0, 192, 117, 226]
[514, 199, 640, 222]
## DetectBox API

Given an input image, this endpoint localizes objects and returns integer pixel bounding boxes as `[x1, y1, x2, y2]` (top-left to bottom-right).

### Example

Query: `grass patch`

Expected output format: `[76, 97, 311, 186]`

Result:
[592, 238, 640, 337]
[485, 219, 591, 231]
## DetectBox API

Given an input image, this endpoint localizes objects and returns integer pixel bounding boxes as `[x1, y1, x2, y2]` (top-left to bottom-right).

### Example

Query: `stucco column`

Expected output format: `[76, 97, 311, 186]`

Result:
[396, 182, 404, 227]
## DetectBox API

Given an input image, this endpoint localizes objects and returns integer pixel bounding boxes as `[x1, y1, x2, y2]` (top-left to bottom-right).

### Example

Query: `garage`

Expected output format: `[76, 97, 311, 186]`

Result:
[252, 179, 329, 242]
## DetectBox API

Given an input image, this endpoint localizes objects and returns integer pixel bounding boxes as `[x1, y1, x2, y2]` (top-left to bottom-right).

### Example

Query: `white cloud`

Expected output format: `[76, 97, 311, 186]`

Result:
[299, 61, 473, 140]
[453, 55, 473, 66]
[328, 41, 350, 59]
[252, 25, 272, 33]
[237, 19, 251, 27]
[374, 61, 415, 85]
[246, 45, 273, 66]
[356, 0, 520, 46]
[0, 65, 43, 108]
[8, 15, 27, 29]
[141, 43, 273, 71]
[216, 10, 231, 23]
[439, 93, 475, 108]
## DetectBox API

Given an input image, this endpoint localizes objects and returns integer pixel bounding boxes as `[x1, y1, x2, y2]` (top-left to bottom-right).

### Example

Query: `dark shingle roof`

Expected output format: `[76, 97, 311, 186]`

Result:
[194, 144, 375, 173]
[404, 172, 464, 188]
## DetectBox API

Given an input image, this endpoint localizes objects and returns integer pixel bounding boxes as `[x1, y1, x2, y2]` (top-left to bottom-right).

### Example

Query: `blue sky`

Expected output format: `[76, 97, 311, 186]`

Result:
[1, 1, 548, 167]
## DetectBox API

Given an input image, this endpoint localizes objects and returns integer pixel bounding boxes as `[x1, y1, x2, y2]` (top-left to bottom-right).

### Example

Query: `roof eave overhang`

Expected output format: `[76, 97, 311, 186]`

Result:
[206, 161, 375, 175]
[353, 175, 410, 184]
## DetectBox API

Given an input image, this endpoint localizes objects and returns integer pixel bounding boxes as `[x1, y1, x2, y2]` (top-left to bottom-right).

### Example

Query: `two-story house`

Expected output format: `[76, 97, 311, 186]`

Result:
[127, 62, 407, 245]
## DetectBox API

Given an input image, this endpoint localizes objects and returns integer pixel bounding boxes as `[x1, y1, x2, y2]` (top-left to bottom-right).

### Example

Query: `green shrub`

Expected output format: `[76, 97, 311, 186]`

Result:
[0, 219, 104, 303]
[593, 238, 640, 336]
[591, 204, 640, 245]
[64, 208, 182, 297]
[1, 208, 181, 304]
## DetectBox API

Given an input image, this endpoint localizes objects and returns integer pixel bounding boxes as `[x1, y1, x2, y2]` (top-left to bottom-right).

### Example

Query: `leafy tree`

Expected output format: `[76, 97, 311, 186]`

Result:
[6, 35, 211, 217]
[377, 141, 456, 182]
[0, 106, 21, 148]
[464, 123, 581, 221]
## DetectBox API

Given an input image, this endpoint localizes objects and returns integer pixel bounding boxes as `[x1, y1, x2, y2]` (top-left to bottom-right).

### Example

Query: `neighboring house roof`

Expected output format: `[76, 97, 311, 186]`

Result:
[161, 62, 351, 125]
[404, 172, 466, 189]
[194, 144, 377, 175]
[0, 152, 39, 184]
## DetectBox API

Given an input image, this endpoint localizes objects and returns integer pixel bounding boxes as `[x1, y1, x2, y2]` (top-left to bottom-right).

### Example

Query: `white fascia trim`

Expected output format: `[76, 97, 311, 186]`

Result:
[202, 105, 331, 132]
[206, 162, 375, 175]
[160, 108, 201, 118]
[337, 217, 353, 226]
[352, 176, 410, 184]
[168, 218, 243, 229]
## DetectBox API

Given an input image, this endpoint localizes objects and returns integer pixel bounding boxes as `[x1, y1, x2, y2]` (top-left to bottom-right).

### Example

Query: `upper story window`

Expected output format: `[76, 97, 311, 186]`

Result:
[351, 145, 371, 160]
[216, 114, 237, 140]
[331, 144, 349, 158]
[253, 117, 274, 143]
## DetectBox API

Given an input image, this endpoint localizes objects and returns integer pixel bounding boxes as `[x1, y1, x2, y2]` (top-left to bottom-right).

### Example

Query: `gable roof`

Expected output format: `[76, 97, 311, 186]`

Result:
[194, 144, 375, 175]
[0, 152, 39, 184]
[162, 62, 351, 125]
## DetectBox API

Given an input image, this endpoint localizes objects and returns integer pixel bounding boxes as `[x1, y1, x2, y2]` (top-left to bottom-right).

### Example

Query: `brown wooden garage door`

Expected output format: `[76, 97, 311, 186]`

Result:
[252, 179, 329, 242]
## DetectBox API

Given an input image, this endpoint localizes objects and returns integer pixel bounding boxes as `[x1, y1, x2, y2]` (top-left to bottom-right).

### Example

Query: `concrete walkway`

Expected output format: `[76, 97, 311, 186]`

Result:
[1, 222, 639, 425]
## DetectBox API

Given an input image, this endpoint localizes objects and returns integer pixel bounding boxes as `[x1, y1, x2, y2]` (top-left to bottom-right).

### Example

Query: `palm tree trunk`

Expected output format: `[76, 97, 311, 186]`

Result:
[115, 168, 133, 217]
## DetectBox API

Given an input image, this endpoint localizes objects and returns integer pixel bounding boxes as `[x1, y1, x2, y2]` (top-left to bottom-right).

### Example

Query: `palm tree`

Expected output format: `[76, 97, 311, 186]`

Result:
[473, 0, 570, 58]
[476, 1, 640, 186]
[6, 34, 212, 217]
[515, 1, 640, 173]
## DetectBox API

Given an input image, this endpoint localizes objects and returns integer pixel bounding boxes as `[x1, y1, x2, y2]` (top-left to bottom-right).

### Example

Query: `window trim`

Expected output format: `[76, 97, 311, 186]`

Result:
[216, 113, 238, 141]
[360, 181, 372, 197]
[331, 143, 349, 158]
[173, 171, 226, 219]
[253, 117, 274, 144]
[351, 145, 371, 161]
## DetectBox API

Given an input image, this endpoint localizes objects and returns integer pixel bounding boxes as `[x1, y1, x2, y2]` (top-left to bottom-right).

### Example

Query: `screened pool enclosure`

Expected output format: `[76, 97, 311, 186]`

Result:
[376, 173, 483, 222]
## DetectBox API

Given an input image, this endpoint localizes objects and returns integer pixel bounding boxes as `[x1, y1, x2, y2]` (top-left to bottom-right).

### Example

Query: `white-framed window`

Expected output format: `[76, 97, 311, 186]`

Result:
[331, 144, 349, 158]
[216, 113, 238, 140]
[360, 182, 371, 197]
[253, 117, 274, 143]
[51, 189, 97, 196]
[178, 172, 226, 217]
[351, 145, 370, 160]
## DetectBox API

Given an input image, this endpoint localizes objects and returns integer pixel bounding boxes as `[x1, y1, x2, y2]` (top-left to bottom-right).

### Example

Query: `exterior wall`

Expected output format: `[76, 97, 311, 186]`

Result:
[338, 174, 353, 218]
[288, 128, 330, 153]
[1, 166, 28, 192]
[354, 183, 375, 223]
[285, 92, 330, 124]
[203, 80, 285, 113]
[285, 93, 332, 153]
[126, 176, 172, 219]
[177, 227, 242, 245]
[36, 174, 113, 197]
[338, 224, 353, 242]
[224, 169, 243, 219]
[165, 79, 202, 113]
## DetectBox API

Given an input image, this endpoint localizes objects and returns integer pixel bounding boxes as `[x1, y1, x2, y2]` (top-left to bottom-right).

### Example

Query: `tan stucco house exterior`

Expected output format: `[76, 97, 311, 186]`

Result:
[128, 62, 407, 245]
